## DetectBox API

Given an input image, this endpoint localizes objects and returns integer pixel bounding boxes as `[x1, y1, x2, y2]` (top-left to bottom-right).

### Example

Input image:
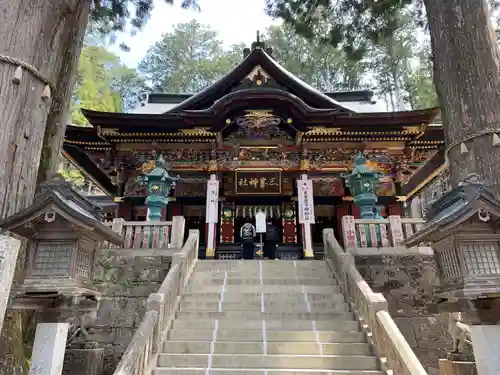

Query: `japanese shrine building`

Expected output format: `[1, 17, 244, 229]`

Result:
[63, 37, 444, 258]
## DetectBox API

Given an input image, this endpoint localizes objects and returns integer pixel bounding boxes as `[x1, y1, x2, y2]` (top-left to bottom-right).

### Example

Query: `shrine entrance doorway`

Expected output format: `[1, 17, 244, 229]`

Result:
[182, 204, 207, 244]
[233, 204, 283, 244]
[312, 205, 338, 245]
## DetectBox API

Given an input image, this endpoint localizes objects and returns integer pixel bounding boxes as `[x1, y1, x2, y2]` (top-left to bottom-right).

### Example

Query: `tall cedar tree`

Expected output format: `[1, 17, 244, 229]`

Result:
[266, 0, 500, 192]
[0, 1, 196, 372]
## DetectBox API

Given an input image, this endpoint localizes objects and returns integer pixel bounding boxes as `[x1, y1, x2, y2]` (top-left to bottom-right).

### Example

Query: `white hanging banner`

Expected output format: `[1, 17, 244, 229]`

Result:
[206, 180, 219, 223]
[255, 211, 267, 233]
[297, 179, 315, 224]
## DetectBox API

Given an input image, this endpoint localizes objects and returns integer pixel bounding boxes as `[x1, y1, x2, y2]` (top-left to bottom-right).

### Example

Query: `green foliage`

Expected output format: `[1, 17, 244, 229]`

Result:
[71, 45, 146, 125]
[265, 24, 370, 91]
[265, 2, 438, 110]
[138, 20, 244, 93]
[59, 168, 85, 187]
[89, 0, 200, 46]
[265, 0, 417, 60]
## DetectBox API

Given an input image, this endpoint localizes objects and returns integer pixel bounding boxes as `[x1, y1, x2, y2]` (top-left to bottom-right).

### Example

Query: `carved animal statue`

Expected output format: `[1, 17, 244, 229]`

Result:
[448, 312, 471, 353]
[66, 309, 98, 346]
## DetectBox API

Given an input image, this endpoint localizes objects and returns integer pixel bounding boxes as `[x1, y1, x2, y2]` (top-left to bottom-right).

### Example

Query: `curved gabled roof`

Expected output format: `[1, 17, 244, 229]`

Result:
[165, 47, 356, 113]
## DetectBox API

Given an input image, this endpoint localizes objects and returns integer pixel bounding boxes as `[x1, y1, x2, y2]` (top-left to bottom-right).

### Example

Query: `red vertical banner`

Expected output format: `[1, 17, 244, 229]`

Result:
[350, 203, 361, 218]
[335, 202, 350, 246]
[161, 207, 167, 221]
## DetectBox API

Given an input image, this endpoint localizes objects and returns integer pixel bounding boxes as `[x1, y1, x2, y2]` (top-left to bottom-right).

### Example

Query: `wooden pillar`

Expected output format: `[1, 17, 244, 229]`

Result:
[388, 200, 404, 216]
[350, 202, 361, 218]
[335, 202, 350, 246]
[116, 200, 132, 220]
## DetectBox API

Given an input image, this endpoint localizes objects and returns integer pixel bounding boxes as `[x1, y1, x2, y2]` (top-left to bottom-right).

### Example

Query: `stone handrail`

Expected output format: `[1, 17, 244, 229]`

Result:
[105, 216, 186, 250]
[112, 229, 200, 375]
[342, 215, 427, 251]
[323, 228, 427, 375]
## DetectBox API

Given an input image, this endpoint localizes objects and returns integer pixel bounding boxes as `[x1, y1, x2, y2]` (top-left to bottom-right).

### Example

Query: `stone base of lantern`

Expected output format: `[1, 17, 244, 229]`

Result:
[63, 347, 104, 375]
[439, 359, 477, 375]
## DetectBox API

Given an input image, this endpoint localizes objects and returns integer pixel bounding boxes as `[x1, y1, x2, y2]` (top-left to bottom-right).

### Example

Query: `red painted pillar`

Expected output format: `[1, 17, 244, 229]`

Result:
[388, 201, 404, 216]
[116, 201, 132, 220]
[335, 202, 350, 246]
[350, 203, 361, 218]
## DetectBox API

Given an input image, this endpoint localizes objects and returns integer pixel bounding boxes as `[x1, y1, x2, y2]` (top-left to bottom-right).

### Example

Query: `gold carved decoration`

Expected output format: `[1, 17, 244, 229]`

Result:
[179, 127, 213, 137]
[138, 159, 156, 175]
[245, 65, 271, 81]
[305, 127, 341, 136]
[402, 125, 424, 135]
[237, 110, 279, 128]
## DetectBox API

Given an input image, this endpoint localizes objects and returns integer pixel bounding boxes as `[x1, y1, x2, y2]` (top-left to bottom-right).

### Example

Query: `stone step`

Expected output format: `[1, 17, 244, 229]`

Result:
[194, 261, 330, 268]
[163, 341, 372, 355]
[184, 285, 340, 294]
[188, 278, 337, 286]
[181, 293, 344, 303]
[178, 301, 347, 312]
[171, 319, 359, 331]
[175, 310, 353, 321]
[193, 264, 331, 274]
[153, 369, 384, 375]
[168, 329, 365, 342]
[157, 354, 379, 370]
[193, 269, 332, 279]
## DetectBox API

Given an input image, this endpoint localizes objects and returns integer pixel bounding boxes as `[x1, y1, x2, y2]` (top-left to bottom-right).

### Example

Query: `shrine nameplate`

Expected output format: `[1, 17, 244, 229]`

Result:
[235, 171, 281, 195]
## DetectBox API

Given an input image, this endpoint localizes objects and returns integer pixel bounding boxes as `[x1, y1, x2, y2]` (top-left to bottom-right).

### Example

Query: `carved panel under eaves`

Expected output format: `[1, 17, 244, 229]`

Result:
[216, 148, 301, 170]
[224, 110, 293, 145]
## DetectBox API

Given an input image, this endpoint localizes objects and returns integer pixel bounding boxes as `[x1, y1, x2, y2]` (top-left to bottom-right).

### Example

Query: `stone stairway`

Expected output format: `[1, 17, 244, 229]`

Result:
[152, 259, 383, 375]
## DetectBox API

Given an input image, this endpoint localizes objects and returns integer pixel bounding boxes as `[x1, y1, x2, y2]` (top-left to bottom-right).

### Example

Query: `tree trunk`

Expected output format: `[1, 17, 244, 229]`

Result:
[37, 1, 91, 184]
[423, 0, 500, 191]
[0, 0, 91, 373]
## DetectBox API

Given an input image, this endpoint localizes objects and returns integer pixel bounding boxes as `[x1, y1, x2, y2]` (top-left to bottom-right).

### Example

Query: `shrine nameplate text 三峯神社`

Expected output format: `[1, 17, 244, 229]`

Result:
[235, 171, 282, 195]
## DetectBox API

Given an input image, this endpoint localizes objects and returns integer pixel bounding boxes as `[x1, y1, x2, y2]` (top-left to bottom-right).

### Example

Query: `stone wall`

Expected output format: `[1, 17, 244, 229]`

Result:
[354, 253, 451, 375]
[90, 250, 171, 375]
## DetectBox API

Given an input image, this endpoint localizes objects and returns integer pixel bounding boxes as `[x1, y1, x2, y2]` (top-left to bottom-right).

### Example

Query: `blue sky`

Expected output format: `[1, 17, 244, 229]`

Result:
[110, 0, 279, 68]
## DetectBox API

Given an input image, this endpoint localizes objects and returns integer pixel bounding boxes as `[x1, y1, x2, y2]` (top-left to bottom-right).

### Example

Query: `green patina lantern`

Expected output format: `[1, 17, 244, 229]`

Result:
[138, 153, 180, 221]
[342, 153, 382, 219]
[342, 153, 383, 247]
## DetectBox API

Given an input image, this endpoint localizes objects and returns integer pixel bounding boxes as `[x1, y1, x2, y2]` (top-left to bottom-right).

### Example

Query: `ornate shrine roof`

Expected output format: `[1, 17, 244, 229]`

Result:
[62, 36, 444, 196]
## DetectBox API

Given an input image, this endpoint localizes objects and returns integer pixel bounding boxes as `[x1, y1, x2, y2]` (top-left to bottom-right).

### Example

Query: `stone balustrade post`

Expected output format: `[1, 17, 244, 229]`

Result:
[0, 235, 21, 333]
[170, 216, 186, 249]
[29, 323, 69, 375]
[147, 293, 165, 354]
[388, 215, 404, 245]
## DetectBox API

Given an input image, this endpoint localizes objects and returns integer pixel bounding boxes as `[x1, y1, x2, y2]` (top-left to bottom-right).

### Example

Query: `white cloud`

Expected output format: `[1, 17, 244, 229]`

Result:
[110, 0, 279, 68]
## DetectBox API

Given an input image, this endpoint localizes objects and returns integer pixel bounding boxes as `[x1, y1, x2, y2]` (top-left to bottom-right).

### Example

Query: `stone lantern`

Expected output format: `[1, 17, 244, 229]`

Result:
[342, 153, 382, 219]
[0, 176, 123, 307]
[138, 153, 180, 221]
[405, 175, 500, 311]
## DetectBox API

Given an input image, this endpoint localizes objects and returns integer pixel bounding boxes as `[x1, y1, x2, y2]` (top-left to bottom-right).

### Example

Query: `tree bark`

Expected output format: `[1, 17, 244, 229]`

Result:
[0, 0, 91, 373]
[423, 0, 500, 191]
[37, 1, 91, 184]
